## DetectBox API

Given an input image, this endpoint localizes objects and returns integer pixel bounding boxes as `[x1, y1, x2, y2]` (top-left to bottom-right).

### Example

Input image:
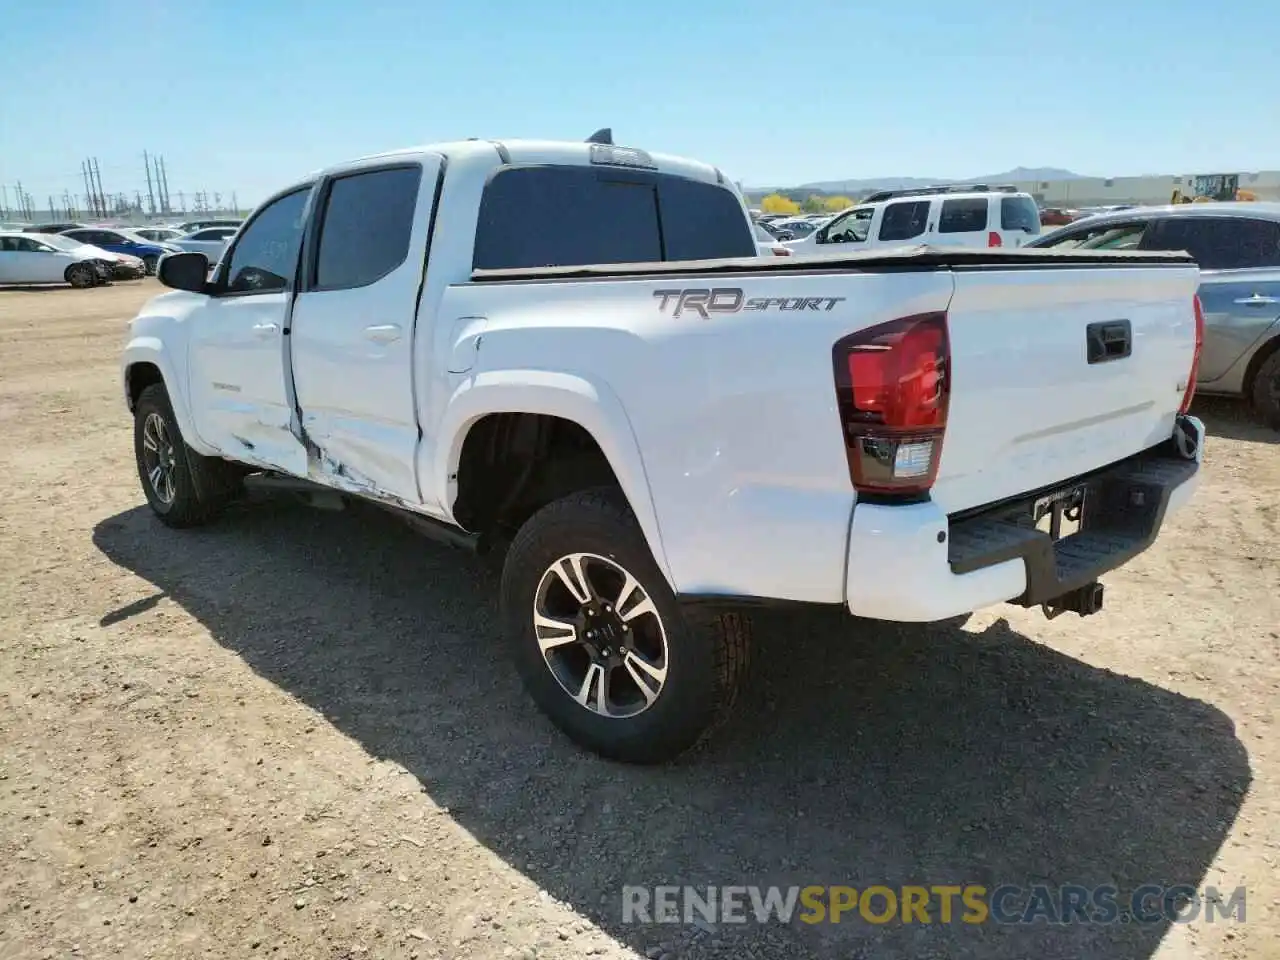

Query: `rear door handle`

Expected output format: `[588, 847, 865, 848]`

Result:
[251, 322, 279, 337]
[364, 324, 402, 343]
[1233, 295, 1280, 306]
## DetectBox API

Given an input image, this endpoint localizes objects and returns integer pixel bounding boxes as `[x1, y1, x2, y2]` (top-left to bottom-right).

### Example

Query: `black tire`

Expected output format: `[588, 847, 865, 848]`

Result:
[65, 263, 96, 288]
[143, 255, 160, 276]
[133, 383, 240, 527]
[1250, 348, 1280, 429]
[500, 488, 751, 764]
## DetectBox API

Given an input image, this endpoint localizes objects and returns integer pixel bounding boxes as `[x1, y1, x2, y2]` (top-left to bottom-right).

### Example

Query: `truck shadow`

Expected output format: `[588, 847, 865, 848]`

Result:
[1193, 395, 1278, 445]
[93, 500, 1250, 960]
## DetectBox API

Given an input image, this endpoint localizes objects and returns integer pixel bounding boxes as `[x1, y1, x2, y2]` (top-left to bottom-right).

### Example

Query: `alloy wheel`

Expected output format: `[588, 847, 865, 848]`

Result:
[532, 552, 669, 719]
[140, 412, 178, 505]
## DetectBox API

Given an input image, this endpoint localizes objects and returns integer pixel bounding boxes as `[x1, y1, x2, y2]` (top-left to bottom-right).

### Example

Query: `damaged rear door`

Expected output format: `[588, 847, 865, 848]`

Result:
[289, 156, 442, 504]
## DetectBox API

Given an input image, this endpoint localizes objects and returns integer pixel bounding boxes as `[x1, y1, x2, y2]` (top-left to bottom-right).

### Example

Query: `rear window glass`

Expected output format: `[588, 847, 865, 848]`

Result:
[938, 198, 988, 234]
[473, 166, 753, 270]
[878, 200, 930, 242]
[657, 176, 756, 260]
[1001, 196, 1042, 235]
[1148, 217, 1280, 270]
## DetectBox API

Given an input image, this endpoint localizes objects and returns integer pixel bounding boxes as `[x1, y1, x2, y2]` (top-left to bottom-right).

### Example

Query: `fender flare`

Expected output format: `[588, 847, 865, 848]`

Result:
[121, 338, 218, 456]
[435, 369, 674, 589]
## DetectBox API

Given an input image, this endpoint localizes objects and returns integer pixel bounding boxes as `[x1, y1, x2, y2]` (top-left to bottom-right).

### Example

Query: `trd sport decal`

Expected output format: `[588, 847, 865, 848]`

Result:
[653, 288, 846, 318]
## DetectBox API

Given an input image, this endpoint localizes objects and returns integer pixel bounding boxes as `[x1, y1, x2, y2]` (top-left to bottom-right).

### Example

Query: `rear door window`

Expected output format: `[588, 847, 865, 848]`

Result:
[314, 166, 423, 289]
[473, 166, 753, 270]
[1145, 217, 1280, 269]
[1001, 196, 1042, 235]
[877, 200, 930, 242]
[938, 198, 988, 234]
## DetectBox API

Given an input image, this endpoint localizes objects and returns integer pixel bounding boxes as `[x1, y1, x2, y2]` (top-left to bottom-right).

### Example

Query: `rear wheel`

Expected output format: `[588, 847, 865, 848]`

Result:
[143, 255, 160, 275]
[65, 263, 95, 288]
[1250, 349, 1280, 429]
[134, 383, 240, 527]
[500, 488, 750, 763]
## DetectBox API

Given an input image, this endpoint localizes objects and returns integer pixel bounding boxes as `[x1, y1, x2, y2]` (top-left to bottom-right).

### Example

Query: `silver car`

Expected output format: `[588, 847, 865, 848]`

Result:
[1029, 203, 1280, 428]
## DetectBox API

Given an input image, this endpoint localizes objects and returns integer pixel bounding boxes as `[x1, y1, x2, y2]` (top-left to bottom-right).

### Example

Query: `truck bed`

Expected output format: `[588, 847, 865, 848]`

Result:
[470, 244, 1196, 283]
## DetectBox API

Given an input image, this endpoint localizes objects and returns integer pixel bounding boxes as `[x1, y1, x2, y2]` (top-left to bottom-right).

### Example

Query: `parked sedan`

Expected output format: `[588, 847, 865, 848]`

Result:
[771, 218, 819, 240]
[37, 233, 145, 280]
[169, 226, 239, 260]
[1029, 202, 1280, 427]
[1039, 207, 1076, 226]
[132, 227, 185, 244]
[753, 223, 791, 257]
[172, 218, 243, 234]
[0, 232, 108, 287]
[60, 227, 180, 275]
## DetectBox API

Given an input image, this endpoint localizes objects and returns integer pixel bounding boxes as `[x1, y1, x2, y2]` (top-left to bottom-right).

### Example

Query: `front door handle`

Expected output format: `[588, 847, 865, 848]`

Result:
[252, 322, 279, 337]
[1233, 294, 1280, 307]
[364, 324, 402, 343]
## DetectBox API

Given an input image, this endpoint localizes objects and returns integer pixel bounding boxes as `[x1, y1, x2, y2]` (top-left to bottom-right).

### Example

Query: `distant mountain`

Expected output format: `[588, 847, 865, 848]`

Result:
[767, 167, 1086, 196]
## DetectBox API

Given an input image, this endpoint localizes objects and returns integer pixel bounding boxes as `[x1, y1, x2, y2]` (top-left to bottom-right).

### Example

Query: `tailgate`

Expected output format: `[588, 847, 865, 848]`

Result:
[933, 263, 1200, 515]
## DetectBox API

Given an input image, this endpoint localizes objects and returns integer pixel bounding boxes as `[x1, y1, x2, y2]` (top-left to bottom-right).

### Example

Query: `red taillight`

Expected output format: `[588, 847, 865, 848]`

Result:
[832, 312, 950, 496]
[987, 231, 1003, 247]
[1180, 294, 1204, 414]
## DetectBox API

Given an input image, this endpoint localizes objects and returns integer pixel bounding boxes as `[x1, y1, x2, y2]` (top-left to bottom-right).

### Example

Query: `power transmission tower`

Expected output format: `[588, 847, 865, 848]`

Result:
[176, 190, 186, 213]
[1, 184, 8, 218]
[144, 150, 157, 214]
[213, 192, 222, 213]
[231, 191, 239, 214]
[81, 161, 94, 217]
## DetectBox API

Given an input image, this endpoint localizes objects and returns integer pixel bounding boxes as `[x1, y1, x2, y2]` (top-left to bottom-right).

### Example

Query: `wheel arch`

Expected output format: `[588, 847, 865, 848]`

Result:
[1242, 328, 1280, 406]
[122, 340, 217, 456]
[436, 370, 674, 588]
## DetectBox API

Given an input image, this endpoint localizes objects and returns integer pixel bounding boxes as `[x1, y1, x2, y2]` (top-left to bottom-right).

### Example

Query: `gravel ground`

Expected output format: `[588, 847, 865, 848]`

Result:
[0, 281, 1277, 960]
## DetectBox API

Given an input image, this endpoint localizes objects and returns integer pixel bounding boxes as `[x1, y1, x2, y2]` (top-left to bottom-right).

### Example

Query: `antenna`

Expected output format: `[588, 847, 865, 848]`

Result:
[586, 128, 613, 145]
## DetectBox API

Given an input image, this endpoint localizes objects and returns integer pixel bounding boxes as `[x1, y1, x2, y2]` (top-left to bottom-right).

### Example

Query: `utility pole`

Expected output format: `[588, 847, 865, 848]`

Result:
[91, 158, 106, 218]
[213, 191, 222, 213]
[158, 156, 171, 214]
[176, 190, 186, 213]
[144, 150, 157, 214]
[231, 191, 239, 215]
[1, 184, 8, 218]
[16, 181, 28, 220]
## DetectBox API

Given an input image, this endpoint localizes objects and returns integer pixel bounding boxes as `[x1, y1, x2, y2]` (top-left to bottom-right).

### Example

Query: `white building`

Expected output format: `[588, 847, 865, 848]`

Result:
[1008, 170, 1280, 207]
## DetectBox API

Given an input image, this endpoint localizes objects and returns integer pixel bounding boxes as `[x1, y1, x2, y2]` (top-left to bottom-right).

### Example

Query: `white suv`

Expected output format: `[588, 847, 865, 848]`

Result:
[785, 186, 1042, 255]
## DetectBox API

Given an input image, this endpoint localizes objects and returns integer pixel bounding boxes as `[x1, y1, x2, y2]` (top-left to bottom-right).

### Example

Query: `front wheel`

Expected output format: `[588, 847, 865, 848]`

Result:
[65, 263, 96, 288]
[1250, 349, 1280, 429]
[133, 383, 240, 527]
[143, 255, 160, 276]
[500, 488, 751, 763]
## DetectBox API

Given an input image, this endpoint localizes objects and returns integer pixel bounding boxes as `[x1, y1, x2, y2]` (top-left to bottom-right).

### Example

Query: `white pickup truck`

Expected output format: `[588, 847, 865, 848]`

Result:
[122, 135, 1206, 763]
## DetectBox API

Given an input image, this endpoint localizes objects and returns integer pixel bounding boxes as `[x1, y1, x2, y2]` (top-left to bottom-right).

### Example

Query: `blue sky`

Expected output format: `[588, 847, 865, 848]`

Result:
[2, 0, 1277, 207]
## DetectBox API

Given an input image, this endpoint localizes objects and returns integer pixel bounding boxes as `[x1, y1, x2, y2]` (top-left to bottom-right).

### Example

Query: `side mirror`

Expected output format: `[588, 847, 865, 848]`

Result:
[157, 251, 210, 293]
[815, 229, 828, 244]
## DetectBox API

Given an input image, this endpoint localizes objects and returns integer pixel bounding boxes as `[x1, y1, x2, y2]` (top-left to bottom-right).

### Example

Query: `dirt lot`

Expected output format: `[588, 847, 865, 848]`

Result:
[0, 280, 1277, 960]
